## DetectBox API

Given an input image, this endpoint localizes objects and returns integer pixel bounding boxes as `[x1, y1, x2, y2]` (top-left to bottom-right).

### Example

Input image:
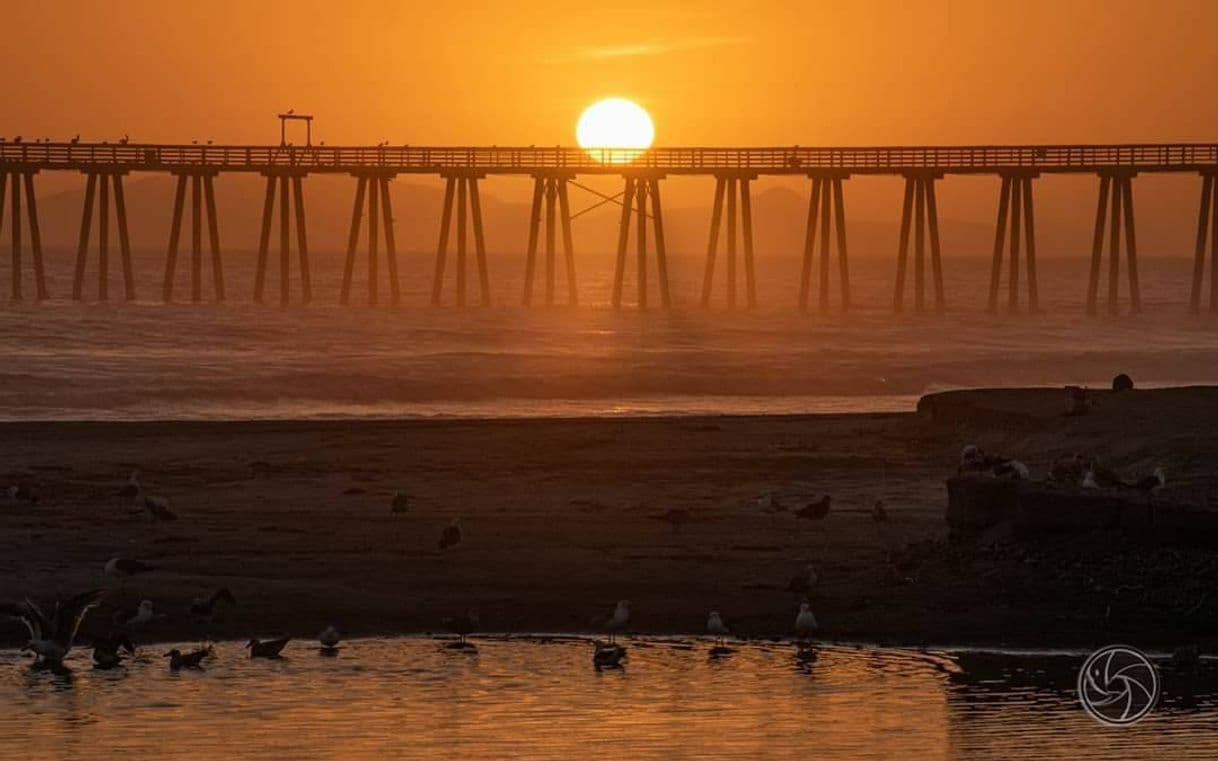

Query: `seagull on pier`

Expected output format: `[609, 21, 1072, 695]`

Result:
[1129, 467, 1166, 493]
[165, 647, 210, 670]
[706, 610, 730, 647]
[142, 495, 178, 522]
[112, 600, 156, 630]
[190, 588, 236, 623]
[105, 556, 157, 580]
[786, 563, 819, 593]
[794, 600, 819, 640]
[92, 633, 135, 669]
[2, 589, 106, 665]
[391, 492, 410, 513]
[439, 519, 463, 550]
[70, 134, 80, 144]
[246, 636, 291, 659]
[605, 600, 630, 644]
[319, 625, 341, 653]
[120, 135, 129, 144]
[118, 470, 141, 499]
[794, 495, 831, 520]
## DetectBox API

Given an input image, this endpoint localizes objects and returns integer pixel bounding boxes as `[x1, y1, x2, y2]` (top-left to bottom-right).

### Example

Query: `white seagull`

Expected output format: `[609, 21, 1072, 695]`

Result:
[794, 601, 819, 640]
[605, 600, 630, 643]
[2, 589, 106, 665]
[706, 610, 730, 647]
[112, 599, 155, 629]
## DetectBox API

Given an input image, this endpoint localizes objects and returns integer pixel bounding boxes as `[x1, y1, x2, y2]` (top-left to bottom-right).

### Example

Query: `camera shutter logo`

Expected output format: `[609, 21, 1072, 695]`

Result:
[1077, 645, 1159, 725]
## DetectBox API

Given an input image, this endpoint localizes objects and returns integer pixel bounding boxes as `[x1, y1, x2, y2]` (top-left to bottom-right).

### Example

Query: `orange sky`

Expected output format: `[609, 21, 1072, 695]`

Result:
[4, 0, 1218, 147]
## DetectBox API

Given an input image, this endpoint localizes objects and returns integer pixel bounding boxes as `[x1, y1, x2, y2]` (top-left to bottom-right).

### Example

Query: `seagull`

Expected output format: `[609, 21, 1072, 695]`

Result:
[4, 483, 39, 505]
[871, 500, 889, 523]
[319, 625, 341, 652]
[439, 519, 462, 550]
[190, 588, 236, 622]
[1087, 459, 1124, 489]
[1129, 467, 1166, 493]
[390, 492, 410, 513]
[246, 636, 290, 659]
[120, 135, 129, 144]
[706, 611, 730, 647]
[794, 495, 831, 520]
[70, 134, 80, 144]
[105, 557, 157, 580]
[112, 599, 155, 629]
[143, 495, 178, 522]
[443, 610, 480, 648]
[1049, 454, 1085, 485]
[605, 600, 630, 644]
[994, 459, 1030, 480]
[92, 633, 135, 669]
[2, 589, 106, 665]
[118, 470, 141, 499]
[786, 563, 819, 593]
[757, 493, 786, 516]
[165, 647, 210, 670]
[1082, 470, 1100, 489]
[794, 600, 819, 640]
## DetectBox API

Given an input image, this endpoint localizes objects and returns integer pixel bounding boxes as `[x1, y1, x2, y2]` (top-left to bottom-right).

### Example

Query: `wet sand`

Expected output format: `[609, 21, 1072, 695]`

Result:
[2, 386, 1217, 650]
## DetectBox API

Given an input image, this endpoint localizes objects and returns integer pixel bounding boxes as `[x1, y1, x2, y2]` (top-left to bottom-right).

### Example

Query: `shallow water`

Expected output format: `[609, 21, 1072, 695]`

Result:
[2, 638, 1216, 760]
[2, 252, 1218, 421]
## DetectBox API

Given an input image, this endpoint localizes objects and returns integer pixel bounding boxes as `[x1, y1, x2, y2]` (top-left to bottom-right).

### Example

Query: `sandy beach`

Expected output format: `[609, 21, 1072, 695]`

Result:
[2, 386, 1216, 650]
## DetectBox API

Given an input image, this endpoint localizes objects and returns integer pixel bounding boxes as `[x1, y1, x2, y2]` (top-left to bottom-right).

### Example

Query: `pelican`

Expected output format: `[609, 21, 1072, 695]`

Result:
[105, 556, 157, 580]
[794, 601, 819, 640]
[2, 589, 106, 665]
[605, 600, 630, 643]
[118, 470, 141, 499]
[246, 636, 290, 659]
[190, 588, 236, 622]
[706, 610, 730, 647]
[319, 625, 341, 652]
[165, 647, 209, 670]
[112, 599, 155, 629]
[439, 519, 462, 550]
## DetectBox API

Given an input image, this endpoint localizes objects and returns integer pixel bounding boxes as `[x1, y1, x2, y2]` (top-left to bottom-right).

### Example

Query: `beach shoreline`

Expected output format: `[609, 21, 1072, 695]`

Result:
[2, 387, 1216, 651]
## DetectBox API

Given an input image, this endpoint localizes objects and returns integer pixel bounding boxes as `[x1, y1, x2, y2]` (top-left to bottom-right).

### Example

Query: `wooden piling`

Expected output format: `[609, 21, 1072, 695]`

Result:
[191, 175, 203, 303]
[74, 174, 96, 301]
[10, 172, 21, 301]
[98, 170, 109, 302]
[204, 175, 223, 301]
[431, 176, 456, 306]
[702, 173, 757, 310]
[893, 177, 914, 312]
[544, 177, 557, 306]
[113, 174, 133, 301]
[278, 175, 290, 306]
[254, 175, 275, 304]
[293, 176, 311, 304]
[798, 178, 821, 312]
[469, 177, 490, 307]
[833, 177, 851, 312]
[558, 179, 578, 306]
[611, 178, 635, 309]
[1189, 174, 1213, 313]
[1086, 175, 1110, 315]
[368, 174, 379, 306]
[379, 178, 401, 305]
[522, 178, 543, 306]
[650, 179, 671, 309]
[701, 177, 725, 308]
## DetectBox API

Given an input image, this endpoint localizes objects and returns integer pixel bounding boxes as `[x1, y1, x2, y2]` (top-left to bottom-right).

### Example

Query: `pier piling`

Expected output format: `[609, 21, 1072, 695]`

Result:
[986, 173, 1040, 313]
[71, 171, 133, 302]
[522, 175, 577, 306]
[163, 171, 224, 303]
[612, 174, 670, 310]
[253, 171, 310, 305]
[701, 172, 757, 310]
[431, 172, 490, 307]
[893, 173, 944, 313]
[340, 173, 399, 306]
[798, 173, 851, 313]
[1086, 171, 1141, 315]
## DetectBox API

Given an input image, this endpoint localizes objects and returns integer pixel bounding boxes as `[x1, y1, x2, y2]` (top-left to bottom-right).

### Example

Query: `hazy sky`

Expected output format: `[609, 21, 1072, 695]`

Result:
[5, 0, 1218, 146]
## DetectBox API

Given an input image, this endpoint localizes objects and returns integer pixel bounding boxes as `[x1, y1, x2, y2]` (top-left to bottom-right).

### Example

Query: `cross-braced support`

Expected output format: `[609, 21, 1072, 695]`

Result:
[163, 172, 224, 303]
[341, 173, 400, 306]
[0, 169, 47, 301]
[612, 175, 671, 310]
[986, 172, 1039, 313]
[1188, 171, 1218, 313]
[893, 173, 945, 313]
[798, 173, 851, 313]
[523, 174, 577, 307]
[1086, 171, 1140, 315]
[701, 172, 756, 310]
[254, 172, 311, 305]
[432, 172, 490, 307]
[72, 171, 134, 302]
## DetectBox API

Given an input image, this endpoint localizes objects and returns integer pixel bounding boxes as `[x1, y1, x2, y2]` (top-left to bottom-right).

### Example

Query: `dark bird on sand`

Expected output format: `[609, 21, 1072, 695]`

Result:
[246, 636, 291, 659]
[165, 647, 210, 670]
[391, 492, 410, 513]
[143, 495, 178, 522]
[1112, 373, 1134, 392]
[794, 495, 831, 520]
[871, 500, 888, 523]
[105, 557, 157, 579]
[1128, 467, 1166, 493]
[439, 519, 463, 550]
[2, 589, 106, 664]
[118, 470, 141, 499]
[319, 625, 341, 652]
[191, 588, 237, 621]
[92, 633, 135, 669]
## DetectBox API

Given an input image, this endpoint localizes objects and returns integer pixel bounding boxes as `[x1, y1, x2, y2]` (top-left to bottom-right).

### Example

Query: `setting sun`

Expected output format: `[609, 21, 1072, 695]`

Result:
[576, 98, 655, 163]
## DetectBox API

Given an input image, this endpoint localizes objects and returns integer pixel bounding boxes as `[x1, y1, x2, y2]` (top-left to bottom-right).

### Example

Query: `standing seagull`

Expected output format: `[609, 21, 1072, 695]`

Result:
[605, 600, 630, 644]
[439, 519, 462, 550]
[118, 470, 141, 499]
[246, 636, 291, 659]
[105, 557, 157, 581]
[319, 625, 341, 653]
[706, 610, 730, 648]
[112, 599, 155, 630]
[2, 589, 106, 665]
[443, 610, 480, 649]
[794, 600, 819, 641]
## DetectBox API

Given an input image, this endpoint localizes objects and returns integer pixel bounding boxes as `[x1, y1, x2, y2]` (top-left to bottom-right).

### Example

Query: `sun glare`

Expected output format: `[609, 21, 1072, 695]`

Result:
[576, 98, 655, 163]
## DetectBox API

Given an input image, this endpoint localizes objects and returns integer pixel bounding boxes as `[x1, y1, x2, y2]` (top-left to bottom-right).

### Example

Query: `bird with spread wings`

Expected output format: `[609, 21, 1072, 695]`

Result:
[1, 589, 106, 665]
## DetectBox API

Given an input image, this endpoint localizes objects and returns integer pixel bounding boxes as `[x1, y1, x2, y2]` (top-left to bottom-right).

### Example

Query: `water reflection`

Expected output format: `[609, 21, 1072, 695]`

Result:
[1, 639, 1217, 760]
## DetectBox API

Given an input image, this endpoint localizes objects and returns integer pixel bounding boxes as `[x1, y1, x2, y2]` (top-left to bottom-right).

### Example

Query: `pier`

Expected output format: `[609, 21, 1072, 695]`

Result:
[3, 139, 1218, 312]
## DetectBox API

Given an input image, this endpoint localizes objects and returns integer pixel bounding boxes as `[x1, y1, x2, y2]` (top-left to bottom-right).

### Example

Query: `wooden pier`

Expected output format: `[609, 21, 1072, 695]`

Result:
[2, 140, 1218, 311]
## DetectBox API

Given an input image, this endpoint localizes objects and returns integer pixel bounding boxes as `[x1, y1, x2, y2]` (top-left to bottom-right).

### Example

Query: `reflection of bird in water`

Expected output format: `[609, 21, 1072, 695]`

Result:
[706, 610, 730, 648]
[605, 600, 630, 644]
[794, 495, 831, 520]
[246, 636, 290, 659]
[319, 625, 341, 653]
[165, 647, 210, 670]
[786, 563, 819, 593]
[443, 610, 480, 649]
[439, 519, 462, 550]
[794, 601, 819, 640]
[593, 640, 626, 668]
[92, 633, 135, 669]
[191, 588, 236, 623]
[3, 589, 106, 665]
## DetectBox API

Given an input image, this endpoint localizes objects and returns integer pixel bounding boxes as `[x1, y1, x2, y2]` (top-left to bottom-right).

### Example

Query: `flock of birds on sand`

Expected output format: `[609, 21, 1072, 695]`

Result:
[2, 469, 830, 675]
[956, 444, 1167, 493]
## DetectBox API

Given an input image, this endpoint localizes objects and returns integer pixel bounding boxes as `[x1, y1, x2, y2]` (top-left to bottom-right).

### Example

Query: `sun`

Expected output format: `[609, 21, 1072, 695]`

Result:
[576, 98, 655, 163]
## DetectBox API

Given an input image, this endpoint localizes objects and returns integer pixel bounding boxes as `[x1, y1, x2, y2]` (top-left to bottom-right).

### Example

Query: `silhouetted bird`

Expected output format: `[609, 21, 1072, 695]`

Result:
[118, 470, 141, 499]
[794, 495, 831, 520]
[120, 135, 129, 144]
[443, 609, 480, 647]
[319, 625, 341, 652]
[872, 500, 888, 523]
[706, 610, 730, 647]
[143, 495, 177, 522]
[165, 647, 210, 670]
[1112, 373, 1134, 392]
[246, 636, 290, 659]
[593, 640, 626, 668]
[190, 587, 236, 622]
[2, 589, 106, 664]
[105, 557, 156, 579]
[1129, 467, 1166, 493]
[70, 134, 80, 144]
[92, 632, 134, 669]
[112, 599, 155, 629]
[605, 600, 630, 644]
[13, 136, 22, 143]
[794, 600, 819, 639]
[439, 519, 462, 550]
